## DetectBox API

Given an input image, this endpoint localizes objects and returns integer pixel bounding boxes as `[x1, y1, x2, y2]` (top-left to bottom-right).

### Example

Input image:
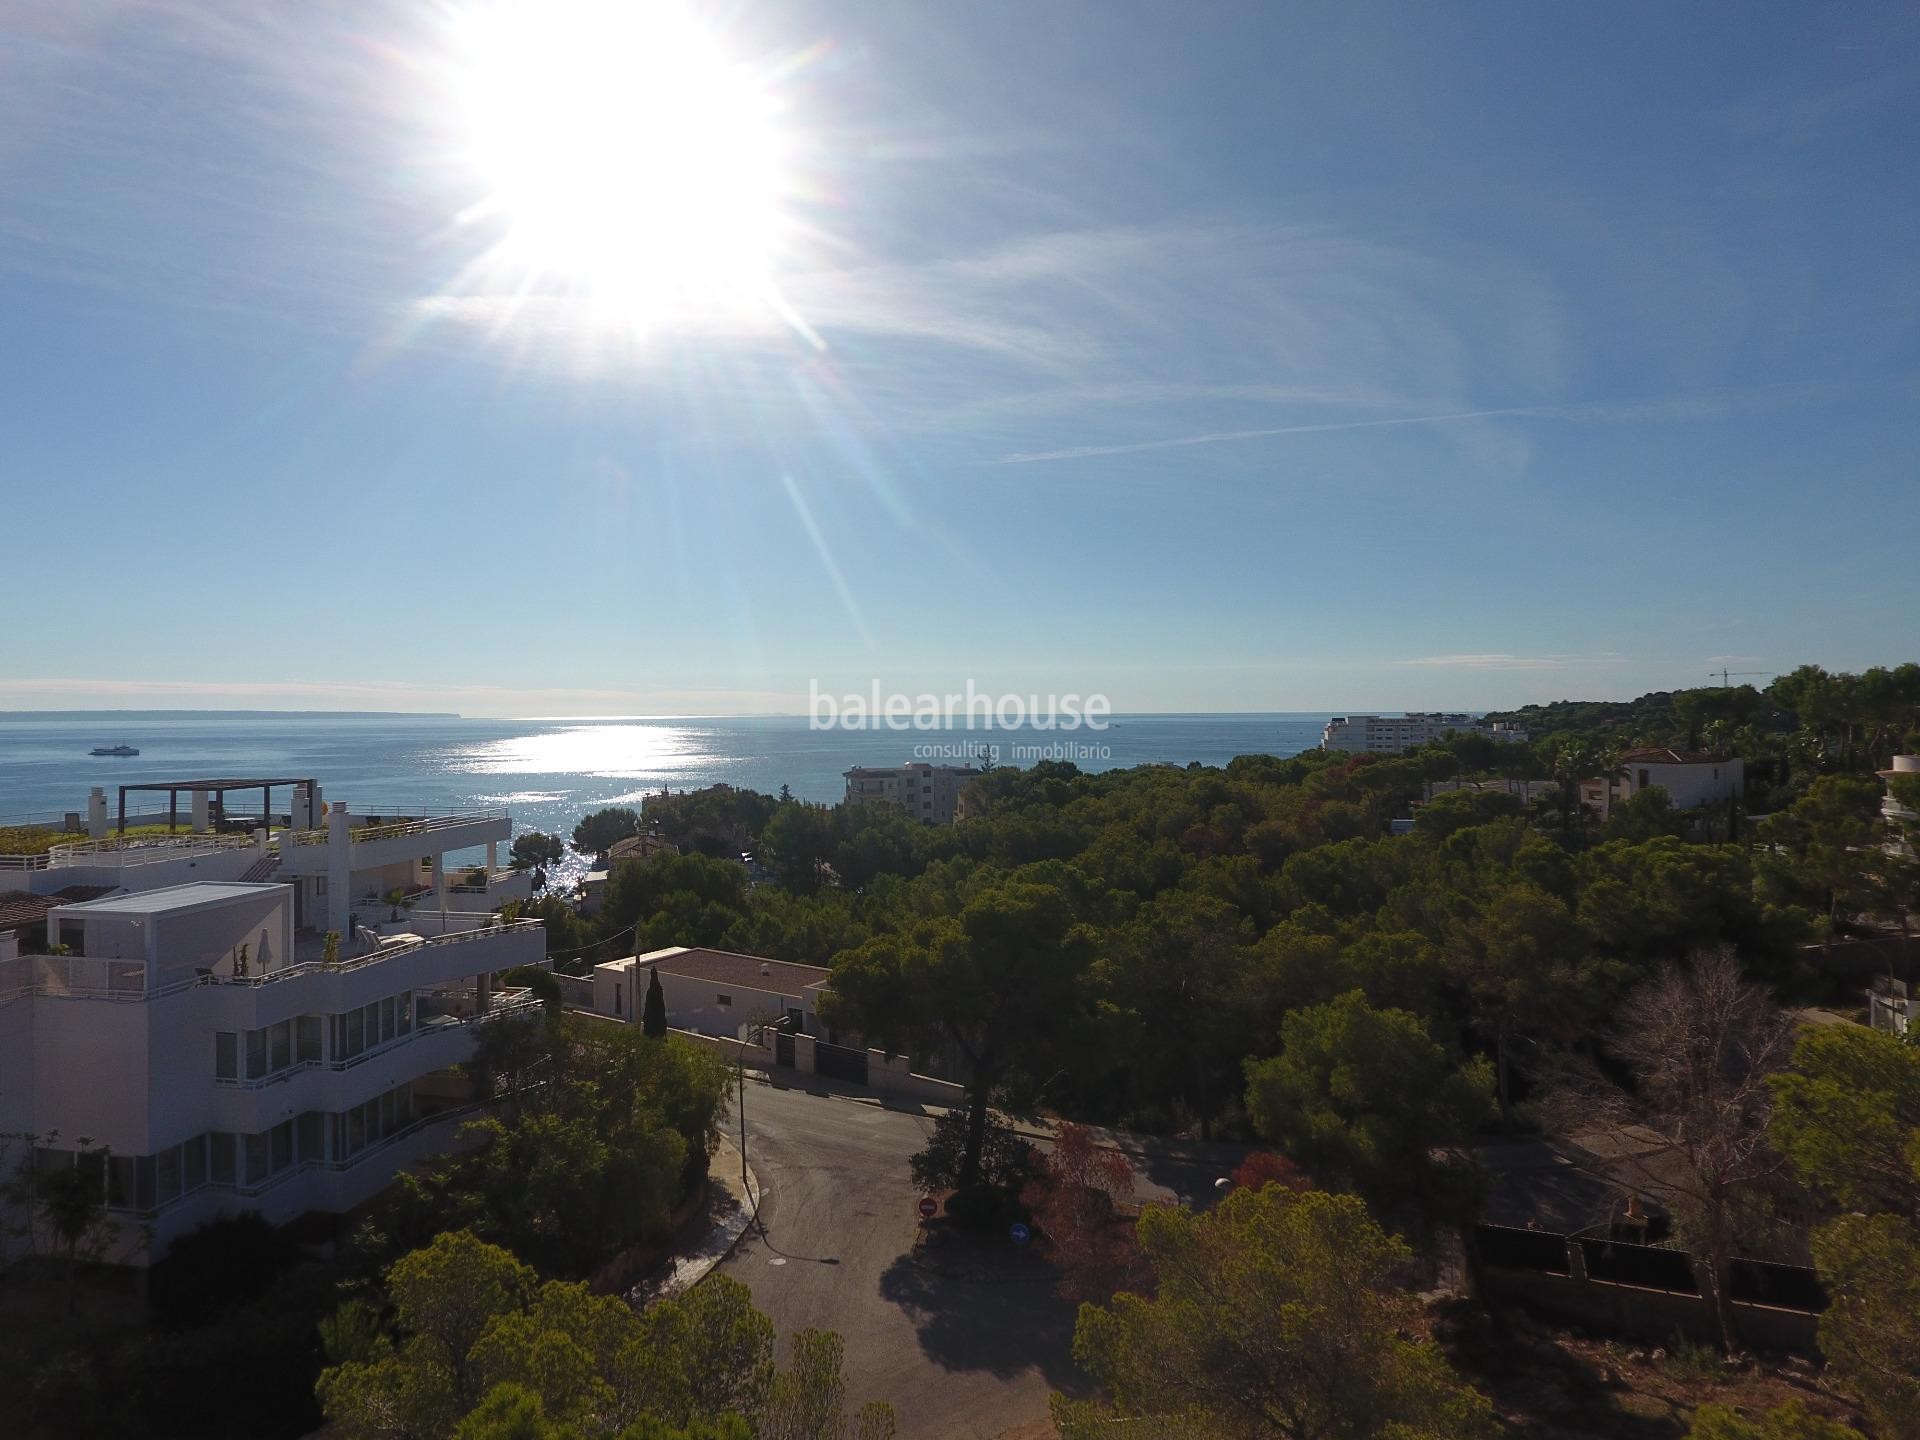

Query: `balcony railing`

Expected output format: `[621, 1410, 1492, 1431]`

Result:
[0, 831, 259, 872]
[110, 1103, 487, 1218]
[208, 990, 540, 1088]
[282, 809, 509, 848]
[449, 868, 522, 892]
[0, 921, 543, 1003]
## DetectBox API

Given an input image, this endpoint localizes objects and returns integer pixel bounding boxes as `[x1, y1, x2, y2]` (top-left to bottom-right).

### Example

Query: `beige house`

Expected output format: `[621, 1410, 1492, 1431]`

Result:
[592, 945, 832, 1039]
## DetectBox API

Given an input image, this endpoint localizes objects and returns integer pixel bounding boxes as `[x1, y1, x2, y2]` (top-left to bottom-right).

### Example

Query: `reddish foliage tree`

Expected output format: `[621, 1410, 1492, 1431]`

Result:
[1232, 1150, 1309, 1194]
[1027, 1123, 1153, 1302]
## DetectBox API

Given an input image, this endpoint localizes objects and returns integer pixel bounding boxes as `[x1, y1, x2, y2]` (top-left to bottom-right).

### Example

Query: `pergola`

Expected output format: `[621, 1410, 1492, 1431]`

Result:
[117, 777, 317, 835]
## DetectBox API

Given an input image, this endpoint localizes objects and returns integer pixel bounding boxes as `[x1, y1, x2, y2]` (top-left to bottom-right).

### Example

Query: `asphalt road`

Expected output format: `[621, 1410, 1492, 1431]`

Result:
[717, 1079, 1221, 1440]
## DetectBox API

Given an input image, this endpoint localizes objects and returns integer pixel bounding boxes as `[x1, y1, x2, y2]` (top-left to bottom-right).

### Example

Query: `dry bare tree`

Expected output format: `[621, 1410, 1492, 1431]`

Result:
[1556, 945, 1800, 1352]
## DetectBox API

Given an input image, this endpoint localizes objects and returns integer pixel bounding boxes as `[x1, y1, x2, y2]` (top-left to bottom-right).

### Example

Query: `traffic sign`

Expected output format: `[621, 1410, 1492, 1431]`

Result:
[1010, 1221, 1031, 1245]
[918, 1197, 938, 1220]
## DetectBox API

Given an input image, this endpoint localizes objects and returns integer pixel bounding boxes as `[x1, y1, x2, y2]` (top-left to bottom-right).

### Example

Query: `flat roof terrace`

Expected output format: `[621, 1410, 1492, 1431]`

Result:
[55, 880, 285, 917]
[115, 777, 316, 834]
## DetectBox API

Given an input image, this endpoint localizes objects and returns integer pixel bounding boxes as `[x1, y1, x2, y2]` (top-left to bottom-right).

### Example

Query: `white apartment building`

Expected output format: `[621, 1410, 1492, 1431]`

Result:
[843, 762, 981, 824]
[1578, 748, 1745, 819]
[0, 782, 544, 1265]
[1321, 713, 1528, 754]
[1880, 755, 1919, 829]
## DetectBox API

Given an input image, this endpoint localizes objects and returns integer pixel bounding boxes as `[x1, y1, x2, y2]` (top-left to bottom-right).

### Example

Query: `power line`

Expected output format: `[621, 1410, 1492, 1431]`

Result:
[541, 920, 639, 962]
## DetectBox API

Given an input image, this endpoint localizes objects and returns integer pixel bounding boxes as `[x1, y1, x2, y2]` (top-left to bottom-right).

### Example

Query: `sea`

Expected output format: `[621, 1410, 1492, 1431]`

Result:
[0, 712, 1330, 882]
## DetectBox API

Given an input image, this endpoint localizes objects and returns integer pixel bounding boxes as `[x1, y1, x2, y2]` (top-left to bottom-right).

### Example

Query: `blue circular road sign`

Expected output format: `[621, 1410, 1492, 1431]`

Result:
[1010, 1221, 1031, 1245]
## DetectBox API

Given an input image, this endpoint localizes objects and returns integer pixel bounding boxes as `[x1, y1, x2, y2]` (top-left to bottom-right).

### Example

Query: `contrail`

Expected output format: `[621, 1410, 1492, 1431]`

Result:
[994, 405, 1557, 464]
[993, 380, 1838, 464]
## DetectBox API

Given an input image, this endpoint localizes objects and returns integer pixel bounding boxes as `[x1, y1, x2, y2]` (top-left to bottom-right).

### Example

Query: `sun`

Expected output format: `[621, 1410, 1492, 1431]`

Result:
[443, 0, 795, 324]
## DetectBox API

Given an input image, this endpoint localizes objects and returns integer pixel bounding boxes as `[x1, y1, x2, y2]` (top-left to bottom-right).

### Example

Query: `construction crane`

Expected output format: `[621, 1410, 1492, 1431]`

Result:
[1709, 668, 1770, 688]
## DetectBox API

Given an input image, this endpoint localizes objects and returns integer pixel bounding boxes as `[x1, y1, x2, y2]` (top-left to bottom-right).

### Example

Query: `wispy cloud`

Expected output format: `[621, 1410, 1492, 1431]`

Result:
[1397, 653, 1627, 672]
[0, 676, 806, 719]
[998, 406, 1545, 465]
[994, 384, 1840, 465]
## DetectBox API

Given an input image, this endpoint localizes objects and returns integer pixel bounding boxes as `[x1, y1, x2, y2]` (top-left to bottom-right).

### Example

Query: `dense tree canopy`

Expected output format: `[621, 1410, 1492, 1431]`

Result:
[824, 879, 1096, 1190]
[389, 1017, 729, 1277]
[573, 808, 643, 858]
[1053, 1187, 1497, 1440]
[1244, 992, 1493, 1216]
[318, 1235, 894, 1440]
[510, 831, 565, 873]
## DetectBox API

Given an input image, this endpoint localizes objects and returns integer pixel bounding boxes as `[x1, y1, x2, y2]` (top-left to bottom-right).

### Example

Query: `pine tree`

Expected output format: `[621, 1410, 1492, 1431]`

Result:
[641, 967, 668, 1038]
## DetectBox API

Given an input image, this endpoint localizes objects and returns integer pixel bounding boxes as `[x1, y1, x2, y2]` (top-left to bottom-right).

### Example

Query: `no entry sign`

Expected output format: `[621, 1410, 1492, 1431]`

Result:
[918, 1197, 938, 1220]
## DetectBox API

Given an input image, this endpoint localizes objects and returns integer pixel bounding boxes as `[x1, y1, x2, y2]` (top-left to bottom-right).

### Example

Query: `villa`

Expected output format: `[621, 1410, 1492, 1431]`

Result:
[591, 945, 832, 1040]
[0, 778, 544, 1265]
[1578, 748, 1745, 819]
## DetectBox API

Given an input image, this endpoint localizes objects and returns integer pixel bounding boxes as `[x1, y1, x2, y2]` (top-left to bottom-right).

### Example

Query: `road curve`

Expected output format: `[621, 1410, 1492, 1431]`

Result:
[716, 1080, 1087, 1439]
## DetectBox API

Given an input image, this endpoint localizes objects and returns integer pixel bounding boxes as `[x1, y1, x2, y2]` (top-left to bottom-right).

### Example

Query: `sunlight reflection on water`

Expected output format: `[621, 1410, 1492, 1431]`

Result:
[459, 724, 720, 778]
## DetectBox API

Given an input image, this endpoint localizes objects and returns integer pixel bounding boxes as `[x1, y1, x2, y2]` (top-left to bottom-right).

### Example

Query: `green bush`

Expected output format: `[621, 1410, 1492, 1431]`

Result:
[944, 1183, 1022, 1231]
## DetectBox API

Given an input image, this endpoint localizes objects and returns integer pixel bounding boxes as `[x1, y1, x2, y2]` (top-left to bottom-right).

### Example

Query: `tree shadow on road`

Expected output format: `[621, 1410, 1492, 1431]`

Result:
[751, 1221, 842, 1267]
[876, 1251, 1092, 1396]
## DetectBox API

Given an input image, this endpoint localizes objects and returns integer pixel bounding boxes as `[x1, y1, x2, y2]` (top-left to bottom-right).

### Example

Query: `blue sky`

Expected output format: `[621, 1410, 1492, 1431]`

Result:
[2, 1, 1917, 716]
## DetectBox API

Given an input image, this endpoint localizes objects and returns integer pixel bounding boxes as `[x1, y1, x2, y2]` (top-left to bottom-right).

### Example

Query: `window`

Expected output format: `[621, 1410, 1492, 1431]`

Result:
[183, 1135, 206, 1190]
[244, 1132, 267, 1184]
[270, 1120, 293, 1173]
[332, 1084, 412, 1162]
[297, 1111, 325, 1164]
[614, 983, 622, 1016]
[210, 1133, 236, 1184]
[716, 992, 732, 1006]
[108, 1154, 134, 1208]
[157, 1145, 182, 1205]
[226, 1019, 320, 1080]
[334, 994, 409, 1062]
[73, 1148, 105, 1203]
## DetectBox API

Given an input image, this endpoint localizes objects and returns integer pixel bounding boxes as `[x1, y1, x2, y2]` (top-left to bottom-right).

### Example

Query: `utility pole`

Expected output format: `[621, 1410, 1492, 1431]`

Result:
[735, 1017, 769, 1228]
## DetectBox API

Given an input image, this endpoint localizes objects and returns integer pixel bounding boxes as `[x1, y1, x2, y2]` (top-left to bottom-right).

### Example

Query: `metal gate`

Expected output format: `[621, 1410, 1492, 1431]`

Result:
[813, 1040, 868, 1085]
[774, 1032, 795, 1068]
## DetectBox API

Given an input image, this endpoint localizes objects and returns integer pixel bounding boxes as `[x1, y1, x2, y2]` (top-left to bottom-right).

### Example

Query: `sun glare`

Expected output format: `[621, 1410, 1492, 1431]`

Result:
[445, 1, 795, 326]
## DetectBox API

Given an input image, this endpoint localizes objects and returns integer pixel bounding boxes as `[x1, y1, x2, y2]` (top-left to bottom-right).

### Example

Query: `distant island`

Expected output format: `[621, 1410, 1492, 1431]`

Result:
[0, 709, 462, 720]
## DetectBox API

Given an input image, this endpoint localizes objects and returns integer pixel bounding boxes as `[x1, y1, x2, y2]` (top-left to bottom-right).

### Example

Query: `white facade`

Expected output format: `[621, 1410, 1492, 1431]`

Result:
[1881, 755, 1919, 828]
[592, 946, 831, 1040]
[1869, 977, 1912, 1038]
[843, 762, 980, 824]
[0, 793, 544, 1265]
[1321, 713, 1528, 754]
[1580, 749, 1745, 819]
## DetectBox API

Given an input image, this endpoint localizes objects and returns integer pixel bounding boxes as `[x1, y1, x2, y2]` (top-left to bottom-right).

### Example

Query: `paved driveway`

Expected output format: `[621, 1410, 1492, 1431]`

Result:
[718, 1081, 1087, 1439]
